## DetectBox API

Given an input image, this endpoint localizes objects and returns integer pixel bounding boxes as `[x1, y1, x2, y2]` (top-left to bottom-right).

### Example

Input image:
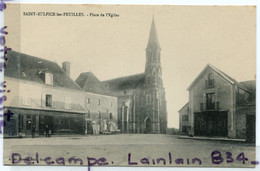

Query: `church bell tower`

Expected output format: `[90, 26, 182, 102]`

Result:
[142, 18, 167, 134]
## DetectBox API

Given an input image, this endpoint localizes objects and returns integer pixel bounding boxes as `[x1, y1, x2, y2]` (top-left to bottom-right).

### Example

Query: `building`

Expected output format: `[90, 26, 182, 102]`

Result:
[178, 103, 189, 135]
[179, 64, 256, 141]
[75, 72, 118, 134]
[103, 18, 167, 134]
[4, 51, 86, 137]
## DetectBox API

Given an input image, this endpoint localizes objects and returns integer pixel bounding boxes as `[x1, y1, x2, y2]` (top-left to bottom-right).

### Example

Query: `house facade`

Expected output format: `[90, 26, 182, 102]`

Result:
[75, 72, 118, 134]
[179, 64, 256, 141]
[4, 51, 86, 137]
[178, 103, 189, 135]
[103, 18, 168, 134]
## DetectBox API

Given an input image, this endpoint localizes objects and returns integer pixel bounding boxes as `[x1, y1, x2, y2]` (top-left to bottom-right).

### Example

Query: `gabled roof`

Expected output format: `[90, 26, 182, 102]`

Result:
[5, 50, 82, 91]
[102, 73, 145, 91]
[178, 102, 189, 113]
[187, 64, 249, 92]
[75, 72, 114, 96]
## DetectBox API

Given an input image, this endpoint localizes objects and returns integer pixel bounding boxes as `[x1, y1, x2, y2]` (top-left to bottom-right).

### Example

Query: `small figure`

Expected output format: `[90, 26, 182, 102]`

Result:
[32, 124, 36, 138]
[45, 124, 50, 138]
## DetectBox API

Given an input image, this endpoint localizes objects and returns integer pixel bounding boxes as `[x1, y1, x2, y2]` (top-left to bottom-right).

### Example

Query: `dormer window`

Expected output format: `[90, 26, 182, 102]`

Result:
[45, 73, 53, 85]
[205, 73, 214, 88]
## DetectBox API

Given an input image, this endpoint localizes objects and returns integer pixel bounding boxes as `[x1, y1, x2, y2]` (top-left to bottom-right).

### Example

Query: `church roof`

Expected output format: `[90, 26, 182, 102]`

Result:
[102, 73, 145, 91]
[5, 50, 82, 91]
[75, 72, 115, 96]
[146, 17, 161, 50]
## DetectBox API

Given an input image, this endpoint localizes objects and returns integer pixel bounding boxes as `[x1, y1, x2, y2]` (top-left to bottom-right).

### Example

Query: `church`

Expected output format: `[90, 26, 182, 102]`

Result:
[103, 18, 168, 134]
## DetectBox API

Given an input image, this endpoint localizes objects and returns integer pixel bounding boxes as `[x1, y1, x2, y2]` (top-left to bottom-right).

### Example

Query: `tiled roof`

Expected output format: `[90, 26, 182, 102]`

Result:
[239, 80, 256, 92]
[5, 50, 82, 91]
[75, 72, 115, 96]
[239, 80, 256, 103]
[102, 73, 145, 91]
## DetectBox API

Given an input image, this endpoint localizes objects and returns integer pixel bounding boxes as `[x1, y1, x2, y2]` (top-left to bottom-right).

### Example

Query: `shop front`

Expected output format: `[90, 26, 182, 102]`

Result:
[4, 107, 85, 137]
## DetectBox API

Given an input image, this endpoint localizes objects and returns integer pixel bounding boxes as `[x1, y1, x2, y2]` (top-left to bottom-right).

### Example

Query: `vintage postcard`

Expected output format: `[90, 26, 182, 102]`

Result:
[1, 3, 257, 169]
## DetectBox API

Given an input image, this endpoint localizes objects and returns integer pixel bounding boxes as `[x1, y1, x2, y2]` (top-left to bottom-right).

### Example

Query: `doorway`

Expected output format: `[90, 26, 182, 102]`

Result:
[246, 115, 255, 143]
[145, 117, 152, 133]
[194, 111, 228, 137]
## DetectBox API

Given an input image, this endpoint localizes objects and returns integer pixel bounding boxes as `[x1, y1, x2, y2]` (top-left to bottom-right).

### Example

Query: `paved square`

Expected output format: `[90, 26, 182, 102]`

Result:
[4, 134, 256, 168]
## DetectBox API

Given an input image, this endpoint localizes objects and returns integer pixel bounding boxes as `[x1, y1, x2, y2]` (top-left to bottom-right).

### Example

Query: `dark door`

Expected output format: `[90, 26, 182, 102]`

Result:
[86, 122, 93, 134]
[195, 111, 227, 137]
[246, 115, 255, 143]
[145, 118, 152, 133]
[194, 112, 207, 136]
[44, 116, 54, 134]
[215, 111, 228, 137]
[25, 115, 32, 135]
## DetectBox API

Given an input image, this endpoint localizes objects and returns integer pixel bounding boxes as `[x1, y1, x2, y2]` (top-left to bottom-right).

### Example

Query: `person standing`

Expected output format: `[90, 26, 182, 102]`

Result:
[32, 124, 36, 138]
[45, 124, 50, 138]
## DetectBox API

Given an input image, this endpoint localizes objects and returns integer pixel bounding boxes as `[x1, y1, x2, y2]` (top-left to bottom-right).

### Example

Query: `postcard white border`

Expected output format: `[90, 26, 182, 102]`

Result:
[0, 0, 259, 171]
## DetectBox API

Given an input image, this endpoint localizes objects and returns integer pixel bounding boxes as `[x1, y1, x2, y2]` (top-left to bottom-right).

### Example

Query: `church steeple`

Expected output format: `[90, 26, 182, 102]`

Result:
[145, 18, 163, 88]
[146, 17, 161, 51]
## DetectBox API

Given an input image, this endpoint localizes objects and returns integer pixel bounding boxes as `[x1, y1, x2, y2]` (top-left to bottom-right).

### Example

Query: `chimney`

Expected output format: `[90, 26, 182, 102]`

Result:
[62, 61, 70, 77]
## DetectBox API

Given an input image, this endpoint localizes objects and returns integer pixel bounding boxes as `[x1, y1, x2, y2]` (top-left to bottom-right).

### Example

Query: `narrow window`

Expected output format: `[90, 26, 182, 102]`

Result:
[46, 94, 52, 107]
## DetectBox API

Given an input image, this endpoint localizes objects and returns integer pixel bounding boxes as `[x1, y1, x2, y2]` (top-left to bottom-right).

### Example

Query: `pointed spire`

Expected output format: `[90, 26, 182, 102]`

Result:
[146, 17, 161, 50]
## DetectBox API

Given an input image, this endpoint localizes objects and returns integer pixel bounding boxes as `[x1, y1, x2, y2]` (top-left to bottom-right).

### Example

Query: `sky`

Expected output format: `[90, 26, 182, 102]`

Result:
[5, 4, 256, 128]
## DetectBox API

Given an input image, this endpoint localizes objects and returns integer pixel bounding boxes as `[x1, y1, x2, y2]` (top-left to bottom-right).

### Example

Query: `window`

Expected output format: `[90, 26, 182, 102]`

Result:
[65, 96, 71, 109]
[87, 98, 91, 104]
[97, 99, 101, 106]
[205, 73, 214, 88]
[206, 93, 215, 110]
[182, 115, 189, 121]
[110, 113, 113, 119]
[98, 112, 101, 119]
[46, 94, 52, 107]
[45, 73, 53, 85]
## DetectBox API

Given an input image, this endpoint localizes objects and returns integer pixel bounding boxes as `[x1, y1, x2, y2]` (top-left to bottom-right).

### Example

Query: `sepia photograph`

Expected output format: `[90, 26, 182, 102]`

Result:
[1, 4, 256, 169]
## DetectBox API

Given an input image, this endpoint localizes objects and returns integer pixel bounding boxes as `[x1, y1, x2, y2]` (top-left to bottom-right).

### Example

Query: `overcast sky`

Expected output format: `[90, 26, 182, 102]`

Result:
[5, 4, 256, 128]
